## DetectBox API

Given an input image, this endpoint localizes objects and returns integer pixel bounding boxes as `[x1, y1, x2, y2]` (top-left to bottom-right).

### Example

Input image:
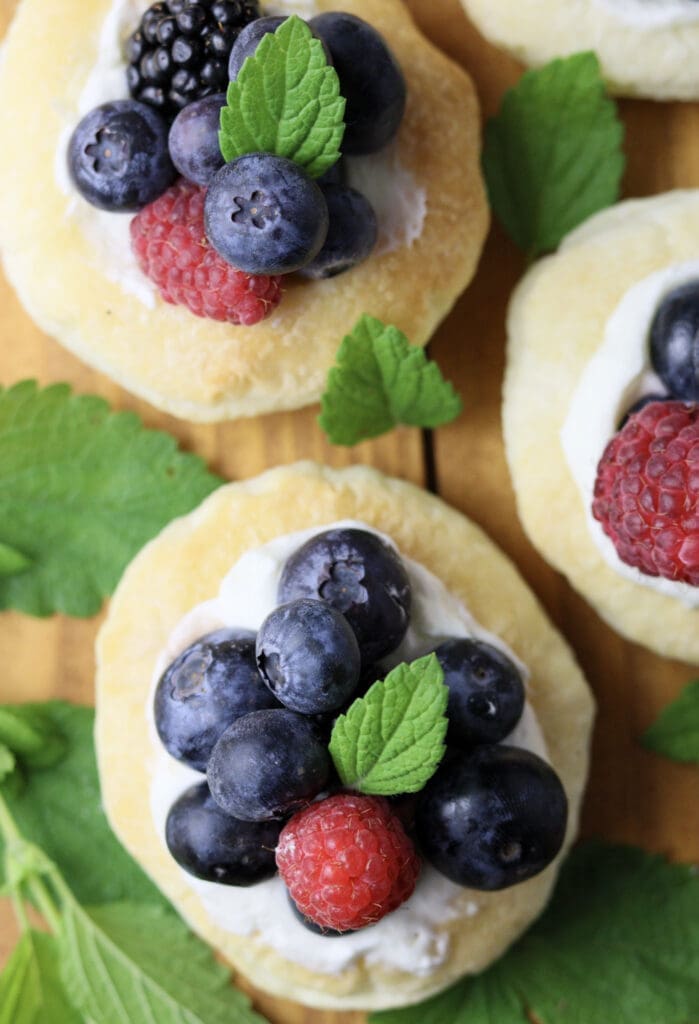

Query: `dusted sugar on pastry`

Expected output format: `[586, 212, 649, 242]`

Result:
[505, 189, 699, 664]
[0, 0, 488, 422]
[460, 0, 699, 100]
[95, 462, 594, 1010]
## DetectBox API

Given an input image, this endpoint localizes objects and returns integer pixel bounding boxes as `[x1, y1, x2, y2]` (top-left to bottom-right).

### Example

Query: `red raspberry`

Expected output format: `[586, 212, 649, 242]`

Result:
[592, 401, 699, 584]
[276, 793, 421, 933]
[130, 179, 282, 326]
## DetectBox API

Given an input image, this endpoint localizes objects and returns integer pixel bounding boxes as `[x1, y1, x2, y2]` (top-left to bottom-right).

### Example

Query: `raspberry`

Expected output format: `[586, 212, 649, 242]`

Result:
[592, 401, 699, 584]
[276, 793, 421, 933]
[130, 178, 282, 325]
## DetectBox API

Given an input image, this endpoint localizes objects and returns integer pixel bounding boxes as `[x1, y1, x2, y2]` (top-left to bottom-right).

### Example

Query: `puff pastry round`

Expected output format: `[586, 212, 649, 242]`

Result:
[461, 0, 699, 100]
[95, 462, 594, 1010]
[0, 0, 488, 422]
[505, 190, 699, 664]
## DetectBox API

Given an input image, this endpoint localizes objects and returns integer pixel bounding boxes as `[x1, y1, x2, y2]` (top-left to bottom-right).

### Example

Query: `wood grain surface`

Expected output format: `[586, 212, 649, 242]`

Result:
[1, 1, 698, 1021]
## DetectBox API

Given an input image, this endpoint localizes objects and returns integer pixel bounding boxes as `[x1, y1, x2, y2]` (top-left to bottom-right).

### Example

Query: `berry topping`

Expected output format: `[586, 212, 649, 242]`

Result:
[168, 93, 226, 185]
[256, 598, 361, 715]
[416, 746, 568, 890]
[618, 392, 668, 429]
[204, 154, 329, 275]
[207, 709, 330, 821]
[309, 13, 406, 155]
[165, 781, 282, 885]
[126, 0, 261, 120]
[154, 628, 280, 771]
[287, 893, 349, 936]
[227, 15, 286, 79]
[130, 178, 283, 324]
[276, 793, 420, 932]
[433, 638, 525, 747]
[68, 100, 175, 212]
[278, 528, 412, 663]
[650, 280, 699, 402]
[592, 401, 699, 585]
[298, 183, 378, 280]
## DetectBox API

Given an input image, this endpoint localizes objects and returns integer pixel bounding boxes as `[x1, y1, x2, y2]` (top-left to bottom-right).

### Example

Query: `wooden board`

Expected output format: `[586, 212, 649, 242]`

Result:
[0, 1, 698, 1021]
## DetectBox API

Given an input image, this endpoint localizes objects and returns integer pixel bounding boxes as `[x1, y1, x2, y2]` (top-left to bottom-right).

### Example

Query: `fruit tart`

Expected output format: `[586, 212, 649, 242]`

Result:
[460, 0, 699, 100]
[95, 462, 594, 1010]
[505, 189, 699, 663]
[0, 0, 488, 422]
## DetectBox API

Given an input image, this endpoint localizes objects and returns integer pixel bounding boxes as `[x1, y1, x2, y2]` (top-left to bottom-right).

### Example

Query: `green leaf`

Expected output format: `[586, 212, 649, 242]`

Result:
[0, 743, 15, 783]
[0, 931, 80, 1024]
[319, 316, 463, 446]
[0, 541, 31, 579]
[0, 702, 167, 908]
[642, 680, 699, 764]
[329, 654, 449, 795]
[0, 380, 222, 617]
[60, 901, 267, 1024]
[0, 706, 68, 769]
[371, 843, 699, 1024]
[482, 52, 625, 258]
[220, 15, 345, 177]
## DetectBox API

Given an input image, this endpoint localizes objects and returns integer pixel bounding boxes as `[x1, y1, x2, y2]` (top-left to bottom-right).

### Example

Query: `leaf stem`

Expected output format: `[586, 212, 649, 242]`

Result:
[26, 875, 63, 935]
[0, 786, 20, 841]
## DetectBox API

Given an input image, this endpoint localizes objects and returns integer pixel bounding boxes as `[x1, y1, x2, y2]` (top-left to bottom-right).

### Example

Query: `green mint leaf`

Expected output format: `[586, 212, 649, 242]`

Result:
[0, 702, 167, 908]
[371, 843, 699, 1024]
[0, 743, 15, 783]
[60, 901, 267, 1024]
[642, 680, 699, 764]
[0, 931, 80, 1024]
[482, 52, 625, 258]
[319, 315, 463, 446]
[0, 706, 68, 769]
[219, 15, 345, 177]
[0, 541, 31, 579]
[0, 381, 222, 617]
[329, 654, 448, 795]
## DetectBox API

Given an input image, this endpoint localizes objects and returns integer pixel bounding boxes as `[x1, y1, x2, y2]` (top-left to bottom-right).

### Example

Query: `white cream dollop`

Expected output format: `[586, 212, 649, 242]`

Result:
[55, 0, 427, 308]
[561, 259, 699, 608]
[592, 0, 699, 28]
[147, 520, 548, 977]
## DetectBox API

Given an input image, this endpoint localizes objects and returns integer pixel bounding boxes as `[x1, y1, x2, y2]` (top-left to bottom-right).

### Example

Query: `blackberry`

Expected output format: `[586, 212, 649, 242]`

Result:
[126, 0, 261, 120]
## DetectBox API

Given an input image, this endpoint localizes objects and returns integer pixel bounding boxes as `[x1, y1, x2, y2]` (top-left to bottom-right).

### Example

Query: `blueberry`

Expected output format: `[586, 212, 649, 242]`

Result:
[298, 184, 377, 280]
[433, 639, 525, 747]
[165, 781, 282, 885]
[309, 13, 406, 155]
[317, 158, 345, 187]
[650, 280, 699, 401]
[415, 745, 568, 890]
[168, 93, 226, 185]
[154, 628, 280, 771]
[256, 599, 361, 714]
[228, 15, 332, 80]
[278, 528, 411, 663]
[207, 709, 330, 821]
[287, 893, 351, 936]
[68, 100, 175, 211]
[618, 393, 668, 429]
[204, 154, 329, 274]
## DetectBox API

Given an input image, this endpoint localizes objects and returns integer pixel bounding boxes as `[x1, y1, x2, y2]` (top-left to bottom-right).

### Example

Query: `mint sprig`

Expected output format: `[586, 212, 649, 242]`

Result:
[642, 680, 699, 764]
[371, 843, 699, 1024]
[319, 315, 463, 446]
[0, 381, 222, 618]
[219, 16, 345, 178]
[483, 52, 625, 259]
[0, 542, 30, 579]
[329, 654, 449, 795]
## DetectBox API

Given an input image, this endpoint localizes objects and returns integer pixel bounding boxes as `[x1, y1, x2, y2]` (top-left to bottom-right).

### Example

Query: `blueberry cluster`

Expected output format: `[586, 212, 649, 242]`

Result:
[155, 526, 568, 924]
[67, 7, 407, 294]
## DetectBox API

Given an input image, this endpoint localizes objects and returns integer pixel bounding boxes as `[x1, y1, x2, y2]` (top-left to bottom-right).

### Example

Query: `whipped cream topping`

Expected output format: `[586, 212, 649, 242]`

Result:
[561, 259, 699, 607]
[54, 0, 427, 307]
[592, 0, 699, 28]
[147, 520, 548, 976]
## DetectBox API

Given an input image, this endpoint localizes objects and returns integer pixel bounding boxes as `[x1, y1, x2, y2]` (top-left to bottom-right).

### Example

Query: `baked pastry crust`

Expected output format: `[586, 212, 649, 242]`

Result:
[461, 0, 699, 100]
[0, 0, 488, 422]
[505, 190, 699, 664]
[95, 462, 594, 1010]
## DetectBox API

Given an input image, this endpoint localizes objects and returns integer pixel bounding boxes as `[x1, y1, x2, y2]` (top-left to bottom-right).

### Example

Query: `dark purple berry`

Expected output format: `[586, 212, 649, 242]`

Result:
[168, 93, 226, 185]
[298, 183, 377, 280]
[650, 279, 699, 402]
